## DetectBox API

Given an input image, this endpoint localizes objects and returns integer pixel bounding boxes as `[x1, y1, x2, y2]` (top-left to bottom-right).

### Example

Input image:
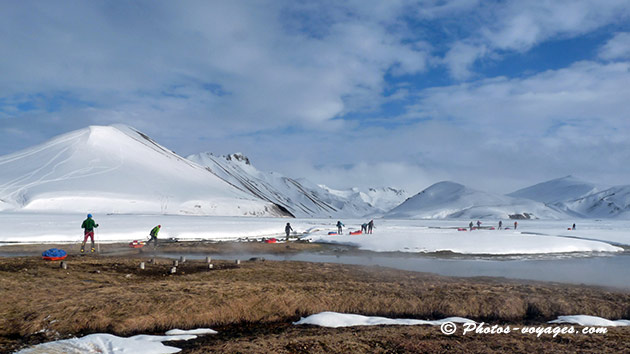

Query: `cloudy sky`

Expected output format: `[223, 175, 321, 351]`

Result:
[1, 0, 629, 194]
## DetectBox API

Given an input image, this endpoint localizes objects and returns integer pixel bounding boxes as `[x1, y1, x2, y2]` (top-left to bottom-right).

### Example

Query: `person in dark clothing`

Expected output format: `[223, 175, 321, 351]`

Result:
[336, 221, 344, 235]
[572, 223, 576, 230]
[498, 220, 503, 230]
[469, 221, 473, 231]
[361, 223, 368, 233]
[148, 225, 161, 248]
[285, 222, 293, 241]
[514, 221, 518, 230]
[367, 220, 375, 234]
[476, 220, 481, 229]
[81, 214, 99, 253]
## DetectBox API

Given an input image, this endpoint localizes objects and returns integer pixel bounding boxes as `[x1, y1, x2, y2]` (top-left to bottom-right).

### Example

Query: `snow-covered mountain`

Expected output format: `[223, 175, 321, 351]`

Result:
[0, 125, 289, 217]
[318, 185, 408, 213]
[509, 176, 630, 218]
[187, 152, 379, 218]
[385, 181, 565, 220]
[560, 186, 630, 218]
[508, 175, 602, 204]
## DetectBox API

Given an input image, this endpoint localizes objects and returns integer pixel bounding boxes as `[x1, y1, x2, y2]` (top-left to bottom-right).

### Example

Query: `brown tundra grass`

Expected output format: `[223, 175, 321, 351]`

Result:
[1, 254, 629, 352]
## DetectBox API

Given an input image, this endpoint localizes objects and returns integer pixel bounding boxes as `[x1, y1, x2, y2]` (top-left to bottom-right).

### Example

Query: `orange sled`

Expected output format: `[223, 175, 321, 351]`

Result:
[129, 240, 145, 248]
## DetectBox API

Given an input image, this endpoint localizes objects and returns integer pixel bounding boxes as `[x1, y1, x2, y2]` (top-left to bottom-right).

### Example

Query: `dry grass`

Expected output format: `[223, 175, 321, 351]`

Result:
[1, 253, 630, 353]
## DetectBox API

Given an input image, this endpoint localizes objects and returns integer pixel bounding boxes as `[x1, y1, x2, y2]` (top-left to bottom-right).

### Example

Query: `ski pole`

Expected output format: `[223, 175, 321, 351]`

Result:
[96, 228, 100, 253]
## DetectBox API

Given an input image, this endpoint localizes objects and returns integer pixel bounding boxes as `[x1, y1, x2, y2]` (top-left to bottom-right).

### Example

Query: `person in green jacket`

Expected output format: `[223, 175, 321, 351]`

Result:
[148, 225, 161, 248]
[81, 214, 99, 253]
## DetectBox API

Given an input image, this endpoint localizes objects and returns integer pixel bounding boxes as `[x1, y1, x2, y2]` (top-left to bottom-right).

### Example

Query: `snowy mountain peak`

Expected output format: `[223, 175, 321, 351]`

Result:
[0, 125, 288, 216]
[508, 175, 601, 204]
[188, 153, 378, 217]
[385, 181, 563, 220]
[225, 153, 251, 165]
[318, 185, 409, 213]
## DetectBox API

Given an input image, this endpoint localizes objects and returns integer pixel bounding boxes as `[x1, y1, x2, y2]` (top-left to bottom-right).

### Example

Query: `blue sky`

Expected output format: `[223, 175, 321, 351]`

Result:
[1, 0, 630, 194]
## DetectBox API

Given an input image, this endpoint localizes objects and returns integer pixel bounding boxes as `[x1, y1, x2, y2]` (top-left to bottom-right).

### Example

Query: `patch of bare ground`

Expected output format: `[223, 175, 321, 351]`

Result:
[0, 252, 629, 353]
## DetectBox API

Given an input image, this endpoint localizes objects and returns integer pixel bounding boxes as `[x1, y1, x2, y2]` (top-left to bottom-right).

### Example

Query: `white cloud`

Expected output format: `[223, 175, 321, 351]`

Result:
[439, 0, 630, 78]
[0, 1, 430, 133]
[443, 42, 487, 80]
[599, 32, 630, 60]
[413, 61, 630, 133]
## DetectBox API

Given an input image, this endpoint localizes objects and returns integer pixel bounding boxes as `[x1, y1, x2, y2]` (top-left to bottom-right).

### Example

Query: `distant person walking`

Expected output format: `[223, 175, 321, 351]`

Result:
[514, 221, 518, 230]
[469, 221, 473, 231]
[572, 223, 576, 230]
[80, 214, 99, 253]
[367, 220, 375, 234]
[476, 220, 481, 229]
[285, 222, 293, 241]
[148, 225, 161, 248]
[336, 221, 344, 235]
[498, 220, 503, 230]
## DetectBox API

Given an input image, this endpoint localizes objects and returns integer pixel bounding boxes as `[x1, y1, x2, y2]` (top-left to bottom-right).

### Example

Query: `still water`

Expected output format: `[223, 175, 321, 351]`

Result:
[162, 250, 630, 290]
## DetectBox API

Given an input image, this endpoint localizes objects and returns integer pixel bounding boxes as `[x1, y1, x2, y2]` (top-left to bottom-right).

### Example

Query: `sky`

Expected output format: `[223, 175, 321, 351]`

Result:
[1, 0, 630, 195]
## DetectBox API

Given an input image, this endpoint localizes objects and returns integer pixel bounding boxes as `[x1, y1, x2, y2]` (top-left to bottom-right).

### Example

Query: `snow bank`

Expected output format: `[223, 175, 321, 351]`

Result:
[164, 328, 217, 335]
[307, 226, 623, 255]
[293, 311, 474, 328]
[549, 315, 630, 327]
[14, 332, 200, 354]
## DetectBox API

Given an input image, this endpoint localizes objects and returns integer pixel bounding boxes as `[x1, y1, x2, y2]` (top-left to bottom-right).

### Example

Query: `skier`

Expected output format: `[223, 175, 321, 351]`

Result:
[367, 220, 375, 234]
[469, 221, 473, 231]
[476, 220, 481, 229]
[514, 221, 518, 230]
[498, 220, 503, 230]
[361, 223, 368, 233]
[285, 222, 293, 241]
[148, 225, 161, 248]
[80, 214, 99, 253]
[336, 221, 344, 235]
[572, 223, 576, 230]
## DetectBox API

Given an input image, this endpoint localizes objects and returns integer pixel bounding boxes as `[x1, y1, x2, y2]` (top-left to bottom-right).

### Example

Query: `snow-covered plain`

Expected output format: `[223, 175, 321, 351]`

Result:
[15, 329, 216, 354]
[304, 219, 625, 255]
[0, 214, 627, 255]
[293, 312, 474, 328]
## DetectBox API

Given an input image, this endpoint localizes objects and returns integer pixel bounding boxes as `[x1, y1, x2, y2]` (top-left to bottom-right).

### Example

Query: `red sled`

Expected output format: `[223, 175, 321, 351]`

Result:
[42, 255, 67, 261]
[457, 228, 467, 231]
[264, 238, 277, 243]
[567, 228, 572, 230]
[129, 240, 145, 248]
[349, 230, 362, 235]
